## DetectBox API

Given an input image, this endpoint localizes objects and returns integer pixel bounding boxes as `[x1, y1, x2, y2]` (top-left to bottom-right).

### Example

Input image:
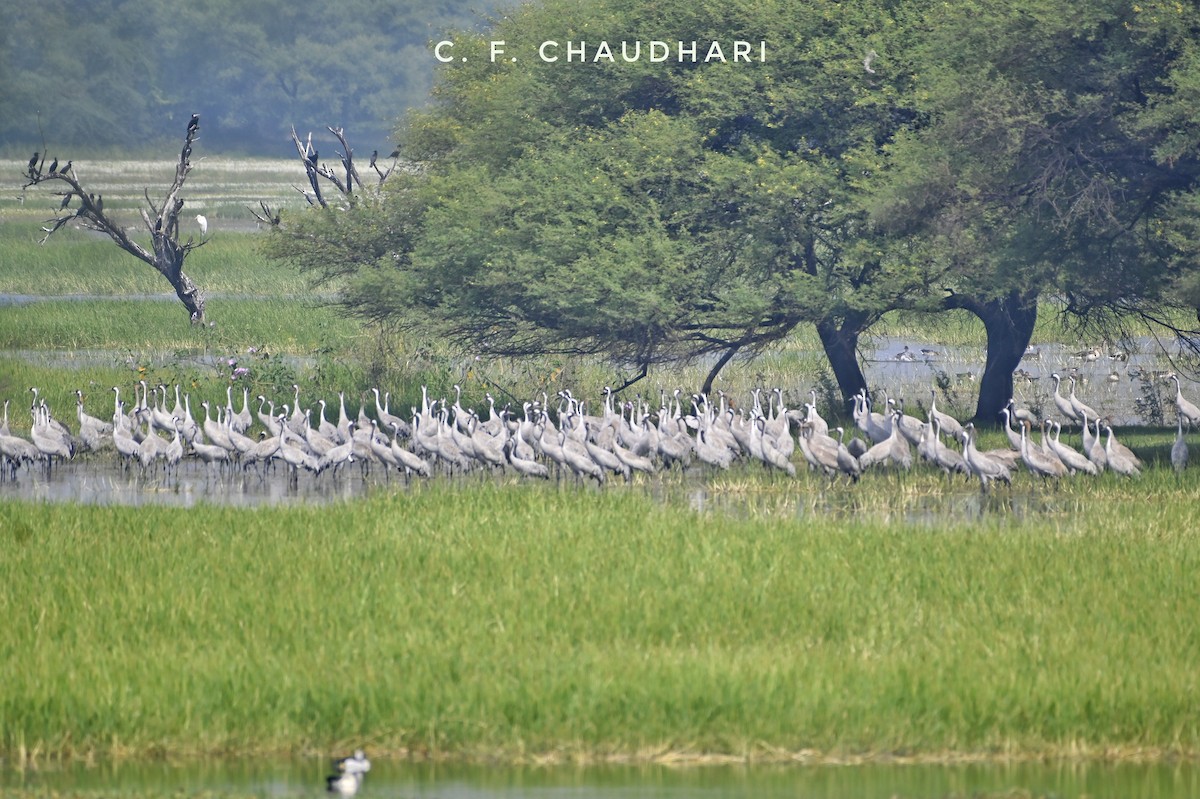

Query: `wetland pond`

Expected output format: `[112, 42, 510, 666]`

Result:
[3, 758, 1200, 799]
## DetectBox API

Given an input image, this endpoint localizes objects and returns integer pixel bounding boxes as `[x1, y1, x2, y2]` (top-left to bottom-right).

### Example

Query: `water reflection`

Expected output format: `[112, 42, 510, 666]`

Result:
[2, 758, 1199, 798]
[0, 458, 393, 508]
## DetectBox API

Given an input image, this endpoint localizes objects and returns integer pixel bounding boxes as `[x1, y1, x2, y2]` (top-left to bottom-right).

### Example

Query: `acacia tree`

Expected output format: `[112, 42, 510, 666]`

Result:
[23, 116, 209, 321]
[873, 0, 1200, 421]
[268, 0, 938, 401]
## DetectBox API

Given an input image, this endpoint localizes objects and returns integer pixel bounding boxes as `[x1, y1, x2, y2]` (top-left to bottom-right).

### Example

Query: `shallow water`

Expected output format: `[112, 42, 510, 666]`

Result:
[0, 457, 394, 508]
[863, 335, 1178, 427]
[3, 758, 1198, 798]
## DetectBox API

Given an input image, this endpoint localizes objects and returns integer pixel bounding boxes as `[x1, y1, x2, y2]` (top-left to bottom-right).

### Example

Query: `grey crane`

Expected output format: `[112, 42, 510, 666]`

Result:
[1019, 421, 1066, 483]
[1050, 374, 1079, 424]
[961, 423, 1012, 492]
[1048, 422, 1098, 476]
[1171, 414, 1189, 473]
[1103, 425, 1141, 477]
[1168, 374, 1200, 429]
[1067, 376, 1100, 423]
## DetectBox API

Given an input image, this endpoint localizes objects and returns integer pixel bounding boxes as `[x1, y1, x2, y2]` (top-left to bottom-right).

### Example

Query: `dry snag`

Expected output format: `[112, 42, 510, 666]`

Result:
[252, 125, 399, 227]
[23, 114, 209, 322]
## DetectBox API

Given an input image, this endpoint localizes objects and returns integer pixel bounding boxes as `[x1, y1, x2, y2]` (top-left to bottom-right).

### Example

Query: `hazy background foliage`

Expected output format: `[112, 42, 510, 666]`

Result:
[0, 0, 502, 156]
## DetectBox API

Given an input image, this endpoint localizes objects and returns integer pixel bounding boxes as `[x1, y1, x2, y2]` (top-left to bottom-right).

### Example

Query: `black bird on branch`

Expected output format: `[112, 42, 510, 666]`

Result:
[21, 123, 209, 322]
[307, 149, 318, 168]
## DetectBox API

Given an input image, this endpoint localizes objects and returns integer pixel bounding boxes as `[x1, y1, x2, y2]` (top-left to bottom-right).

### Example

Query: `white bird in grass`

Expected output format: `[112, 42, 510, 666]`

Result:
[195, 214, 208, 236]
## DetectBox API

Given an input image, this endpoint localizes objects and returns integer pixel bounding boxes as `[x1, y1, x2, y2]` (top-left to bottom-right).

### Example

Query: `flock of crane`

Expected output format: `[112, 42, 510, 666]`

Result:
[1, 372, 1197, 494]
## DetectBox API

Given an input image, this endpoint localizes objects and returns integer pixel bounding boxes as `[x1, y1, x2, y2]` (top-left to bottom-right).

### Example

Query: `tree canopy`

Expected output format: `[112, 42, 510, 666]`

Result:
[266, 0, 1200, 414]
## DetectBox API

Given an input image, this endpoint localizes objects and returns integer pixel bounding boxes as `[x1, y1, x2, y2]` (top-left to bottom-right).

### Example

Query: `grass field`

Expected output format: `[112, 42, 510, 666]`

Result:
[2, 474, 1198, 765]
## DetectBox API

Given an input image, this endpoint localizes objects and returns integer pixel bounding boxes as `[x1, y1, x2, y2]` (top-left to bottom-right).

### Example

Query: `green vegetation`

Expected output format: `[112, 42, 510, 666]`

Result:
[267, 0, 1200, 422]
[2, 474, 1198, 763]
[0, 225, 314, 297]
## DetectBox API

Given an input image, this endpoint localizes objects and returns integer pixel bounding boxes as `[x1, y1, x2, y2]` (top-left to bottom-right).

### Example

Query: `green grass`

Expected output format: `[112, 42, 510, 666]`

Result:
[0, 224, 316, 297]
[0, 300, 359, 353]
[1, 476, 1198, 764]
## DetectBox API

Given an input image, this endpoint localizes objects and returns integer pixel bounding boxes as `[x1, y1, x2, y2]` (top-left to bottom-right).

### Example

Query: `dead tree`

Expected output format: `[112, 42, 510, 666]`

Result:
[269, 125, 398, 212]
[22, 115, 209, 322]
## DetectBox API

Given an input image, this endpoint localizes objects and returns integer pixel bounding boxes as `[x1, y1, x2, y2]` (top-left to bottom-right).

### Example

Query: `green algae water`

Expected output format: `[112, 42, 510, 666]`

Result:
[2, 760, 1199, 798]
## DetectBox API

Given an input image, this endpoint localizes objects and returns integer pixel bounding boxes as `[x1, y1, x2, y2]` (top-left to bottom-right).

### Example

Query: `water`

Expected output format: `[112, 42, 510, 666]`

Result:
[862, 335, 1178, 427]
[3, 758, 1199, 798]
[0, 457, 397, 508]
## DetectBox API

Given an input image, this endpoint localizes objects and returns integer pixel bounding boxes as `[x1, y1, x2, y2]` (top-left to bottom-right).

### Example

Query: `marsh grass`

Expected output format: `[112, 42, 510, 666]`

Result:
[0, 224, 315, 297]
[1, 475, 1198, 764]
[0, 300, 358, 353]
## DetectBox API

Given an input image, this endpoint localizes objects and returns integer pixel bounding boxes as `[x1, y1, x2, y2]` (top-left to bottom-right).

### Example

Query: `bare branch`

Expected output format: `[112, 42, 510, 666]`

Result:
[287, 125, 397, 205]
[249, 201, 281, 228]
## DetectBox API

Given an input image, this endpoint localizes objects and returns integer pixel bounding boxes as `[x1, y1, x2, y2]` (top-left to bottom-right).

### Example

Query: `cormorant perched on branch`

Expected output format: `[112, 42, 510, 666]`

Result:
[27, 152, 39, 173]
[369, 150, 378, 168]
[60, 160, 72, 175]
[48, 158, 58, 174]
[388, 149, 400, 158]
[307, 149, 318, 168]
[188, 113, 200, 135]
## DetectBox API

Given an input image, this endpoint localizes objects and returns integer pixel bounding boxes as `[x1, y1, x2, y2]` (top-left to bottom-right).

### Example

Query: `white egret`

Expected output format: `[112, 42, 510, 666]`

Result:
[196, 214, 208, 236]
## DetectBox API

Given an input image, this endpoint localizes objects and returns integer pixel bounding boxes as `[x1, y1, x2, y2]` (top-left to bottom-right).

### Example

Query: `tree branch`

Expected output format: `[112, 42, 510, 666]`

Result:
[22, 115, 209, 321]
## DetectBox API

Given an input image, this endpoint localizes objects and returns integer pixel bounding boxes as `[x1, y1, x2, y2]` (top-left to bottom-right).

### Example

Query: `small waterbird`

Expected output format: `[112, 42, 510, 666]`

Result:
[326, 749, 370, 795]
[334, 750, 371, 776]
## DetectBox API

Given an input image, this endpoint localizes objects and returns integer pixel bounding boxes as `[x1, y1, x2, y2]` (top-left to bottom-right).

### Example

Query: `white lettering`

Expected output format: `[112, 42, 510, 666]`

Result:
[733, 41, 751, 62]
[621, 41, 640, 62]
[434, 40, 454, 63]
[593, 40, 614, 62]
[567, 40, 586, 62]
[678, 41, 698, 62]
[649, 41, 669, 62]
[540, 41, 559, 62]
[489, 40, 505, 62]
[705, 41, 726, 63]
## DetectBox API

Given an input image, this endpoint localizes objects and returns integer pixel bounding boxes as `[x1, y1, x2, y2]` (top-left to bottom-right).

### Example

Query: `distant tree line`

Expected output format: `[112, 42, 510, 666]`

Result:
[0, 0, 499, 154]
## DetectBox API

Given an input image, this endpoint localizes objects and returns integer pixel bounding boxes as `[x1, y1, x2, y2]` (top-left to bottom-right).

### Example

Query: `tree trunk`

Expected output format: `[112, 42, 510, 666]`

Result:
[816, 315, 870, 416]
[170, 270, 206, 322]
[701, 343, 741, 396]
[952, 290, 1038, 425]
[155, 237, 206, 321]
